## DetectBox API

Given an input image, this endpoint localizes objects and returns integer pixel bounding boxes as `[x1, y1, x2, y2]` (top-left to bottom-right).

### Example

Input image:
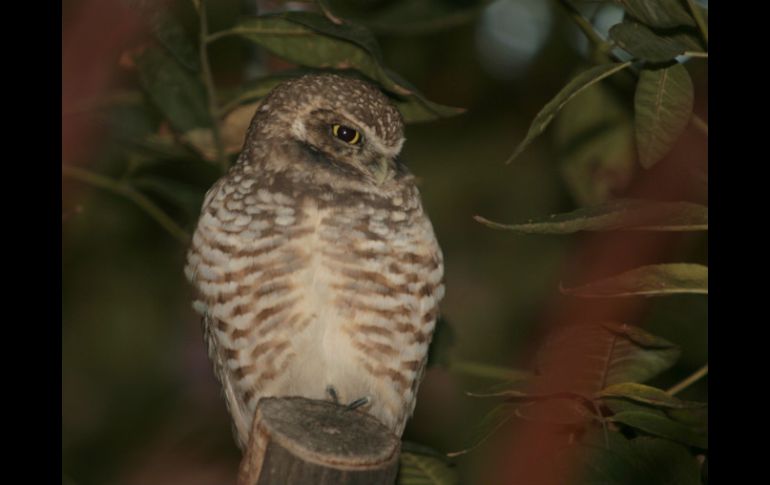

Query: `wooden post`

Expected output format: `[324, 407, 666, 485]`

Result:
[237, 397, 401, 485]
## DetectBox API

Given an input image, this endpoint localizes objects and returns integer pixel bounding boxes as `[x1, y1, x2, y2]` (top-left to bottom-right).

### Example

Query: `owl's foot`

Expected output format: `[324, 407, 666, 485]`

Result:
[326, 386, 371, 411]
[346, 396, 371, 411]
[326, 385, 340, 405]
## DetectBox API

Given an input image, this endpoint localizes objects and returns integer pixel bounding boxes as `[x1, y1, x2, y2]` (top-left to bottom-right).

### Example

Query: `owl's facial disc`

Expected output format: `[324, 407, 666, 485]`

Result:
[293, 108, 401, 185]
[370, 157, 390, 185]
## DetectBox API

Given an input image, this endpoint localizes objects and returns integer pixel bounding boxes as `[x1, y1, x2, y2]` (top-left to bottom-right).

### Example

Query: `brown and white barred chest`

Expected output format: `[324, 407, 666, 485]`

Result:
[185, 167, 444, 448]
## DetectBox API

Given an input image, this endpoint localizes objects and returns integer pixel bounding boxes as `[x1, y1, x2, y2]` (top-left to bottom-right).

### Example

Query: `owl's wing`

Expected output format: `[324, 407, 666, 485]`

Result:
[204, 312, 252, 449]
[408, 247, 445, 416]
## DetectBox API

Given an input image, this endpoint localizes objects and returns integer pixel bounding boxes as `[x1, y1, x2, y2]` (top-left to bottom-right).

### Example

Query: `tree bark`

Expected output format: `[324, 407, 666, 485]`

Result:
[237, 397, 401, 485]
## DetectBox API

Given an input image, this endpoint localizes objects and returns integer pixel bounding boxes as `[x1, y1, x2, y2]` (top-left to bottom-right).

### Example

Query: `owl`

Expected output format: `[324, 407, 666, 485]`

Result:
[185, 73, 444, 449]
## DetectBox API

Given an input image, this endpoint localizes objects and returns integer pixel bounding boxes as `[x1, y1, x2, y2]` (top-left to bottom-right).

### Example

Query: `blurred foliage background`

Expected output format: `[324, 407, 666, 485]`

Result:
[62, 1, 707, 484]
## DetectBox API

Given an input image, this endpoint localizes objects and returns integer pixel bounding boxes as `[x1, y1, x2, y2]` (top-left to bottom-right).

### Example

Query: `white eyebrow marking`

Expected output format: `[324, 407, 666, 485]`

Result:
[340, 111, 404, 158]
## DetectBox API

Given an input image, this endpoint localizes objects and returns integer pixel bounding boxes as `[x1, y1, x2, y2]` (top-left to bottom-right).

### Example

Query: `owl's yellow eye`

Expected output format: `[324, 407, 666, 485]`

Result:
[332, 124, 361, 145]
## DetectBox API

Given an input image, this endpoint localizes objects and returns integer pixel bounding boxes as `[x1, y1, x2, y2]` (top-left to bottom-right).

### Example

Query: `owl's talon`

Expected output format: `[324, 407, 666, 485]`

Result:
[346, 396, 371, 411]
[326, 385, 340, 404]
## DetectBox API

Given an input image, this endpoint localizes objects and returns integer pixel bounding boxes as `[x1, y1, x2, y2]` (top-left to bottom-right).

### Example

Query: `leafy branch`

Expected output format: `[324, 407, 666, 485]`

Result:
[470, 2, 708, 482]
[475, 200, 708, 233]
[561, 263, 708, 298]
[667, 363, 708, 396]
[459, 324, 707, 462]
[555, 0, 612, 56]
[525, 0, 709, 170]
[199, 0, 227, 171]
[205, 26, 311, 44]
[62, 165, 191, 244]
[505, 61, 633, 164]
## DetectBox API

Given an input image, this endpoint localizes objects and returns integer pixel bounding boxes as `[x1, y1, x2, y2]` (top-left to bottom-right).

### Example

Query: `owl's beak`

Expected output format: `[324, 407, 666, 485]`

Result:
[372, 157, 390, 185]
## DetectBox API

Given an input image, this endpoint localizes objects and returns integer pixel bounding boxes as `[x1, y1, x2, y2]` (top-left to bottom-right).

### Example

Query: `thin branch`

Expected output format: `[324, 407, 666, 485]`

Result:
[667, 364, 708, 396]
[446, 410, 514, 458]
[554, 0, 612, 56]
[553, 0, 643, 86]
[685, 0, 708, 45]
[449, 360, 533, 382]
[205, 30, 235, 44]
[589, 398, 610, 448]
[317, 0, 343, 25]
[62, 165, 191, 244]
[691, 114, 708, 137]
[207, 27, 312, 44]
[199, 0, 228, 172]
[556, 0, 708, 142]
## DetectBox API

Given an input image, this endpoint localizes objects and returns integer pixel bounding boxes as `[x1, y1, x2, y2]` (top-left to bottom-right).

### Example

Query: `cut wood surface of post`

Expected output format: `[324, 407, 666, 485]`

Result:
[237, 396, 401, 485]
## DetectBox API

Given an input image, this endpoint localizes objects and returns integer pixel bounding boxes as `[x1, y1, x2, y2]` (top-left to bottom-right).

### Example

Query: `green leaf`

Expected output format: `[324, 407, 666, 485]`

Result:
[537, 322, 680, 393]
[554, 76, 635, 205]
[611, 411, 708, 449]
[598, 383, 706, 409]
[220, 68, 464, 123]
[220, 12, 464, 122]
[690, 2, 708, 44]
[466, 389, 587, 402]
[507, 62, 632, 164]
[393, 91, 466, 123]
[398, 451, 459, 485]
[602, 393, 707, 423]
[62, 165, 192, 243]
[514, 398, 595, 426]
[666, 406, 708, 430]
[635, 63, 694, 168]
[133, 46, 211, 133]
[361, 0, 494, 35]
[663, 28, 707, 54]
[126, 133, 198, 161]
[697, 4, 708, 25]
[576, 432, 701, 485]
[612, 0, 696, 28]
[563, 263, 708, 298]
[223, 14, 387, 81]
[610, 22, 695, 62]
[447, 402, 516, 458]
[464, 389, 596, 430]
[261, 11, 388, 76]
[475, 199, 707, 234]
[100, 90, 163, 145]
[382, 68, 467, 123]
[182, 100, 262, 161]
[146, 0, 199, 71]
[219, 74, 299, 114]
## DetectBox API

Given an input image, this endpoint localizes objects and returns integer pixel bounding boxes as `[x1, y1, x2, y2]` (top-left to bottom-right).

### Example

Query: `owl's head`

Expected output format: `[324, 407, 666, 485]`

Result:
[248, 74, 406, 185]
